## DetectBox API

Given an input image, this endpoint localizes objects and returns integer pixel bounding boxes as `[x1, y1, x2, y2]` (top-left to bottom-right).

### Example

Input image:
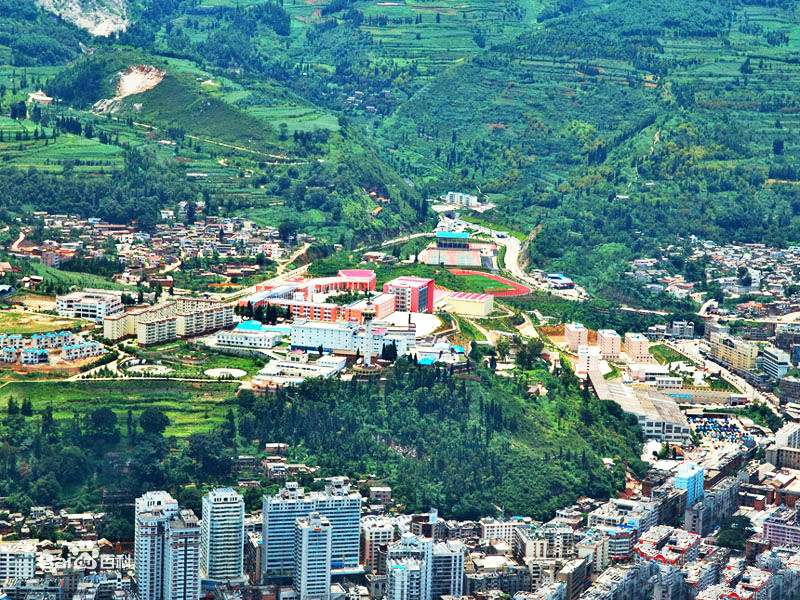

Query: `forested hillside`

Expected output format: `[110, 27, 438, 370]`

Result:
[5, 0, 800, 291]
[0, 360, 645, 521]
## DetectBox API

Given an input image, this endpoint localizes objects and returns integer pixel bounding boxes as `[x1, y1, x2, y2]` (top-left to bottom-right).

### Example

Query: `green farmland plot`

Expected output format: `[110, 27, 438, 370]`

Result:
[0, 380, 238, 439]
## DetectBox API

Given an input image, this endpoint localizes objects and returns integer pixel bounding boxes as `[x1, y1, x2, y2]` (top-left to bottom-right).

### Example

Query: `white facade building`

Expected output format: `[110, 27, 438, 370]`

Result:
[443, 192, 479, 207]
[290, 319, 408, 357]
[200, 488, 245, 581]
[135, 492, 180, 600]
[576, 345, 601, 376]
[262, 478, 362, 580]
[216, 321, 284, 349]
[56, 290, 124, 323]
[0, 542, 36, 579]
[387, 559, 426, 600]
[293, 513, 333, 600]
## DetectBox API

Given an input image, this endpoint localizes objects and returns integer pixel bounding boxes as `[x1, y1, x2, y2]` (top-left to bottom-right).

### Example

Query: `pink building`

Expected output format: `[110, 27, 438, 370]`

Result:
[597, 329, 621, 360]
[564, 323, 588, 352]
[383, 276, 435, 313]
[625, 332, 651, 362]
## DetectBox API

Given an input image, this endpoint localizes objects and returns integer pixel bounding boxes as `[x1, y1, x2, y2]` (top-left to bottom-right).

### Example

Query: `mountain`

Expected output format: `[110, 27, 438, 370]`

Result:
[4, 0, 800, 294]
[33, 0, 128, 35]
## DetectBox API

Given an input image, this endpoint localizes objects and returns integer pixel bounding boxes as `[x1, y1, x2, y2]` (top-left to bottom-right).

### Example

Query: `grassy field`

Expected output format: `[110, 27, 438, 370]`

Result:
[454, 274, 514, 293]
[0, 310, 85, 334]
[650, 344, 692, 365]
[0, 380, 238, 438]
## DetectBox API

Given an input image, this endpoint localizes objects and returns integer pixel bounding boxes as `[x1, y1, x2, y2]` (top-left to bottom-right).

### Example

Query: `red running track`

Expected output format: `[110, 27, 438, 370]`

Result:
[448, 269, 532, 297]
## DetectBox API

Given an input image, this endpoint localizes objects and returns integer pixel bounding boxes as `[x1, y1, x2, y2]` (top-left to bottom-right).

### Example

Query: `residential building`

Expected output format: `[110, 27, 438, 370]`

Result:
[386, 533, 433, 600]
[383, 277, 435, 313]
[762, 346, 791, 380]
[597, 330, 621, 360]
[480, 518, 524, 544]
[709, 332, 758, 371]
[669, 321, 695, 339]
[163, 510, 200, 600]
[104, 298, 233, 345]
[674, 463, 704, 508]
[361, 520, 396, 572]
[431, 541, 464, 599]
[576, 345, 601, 376]
[200, 488, 244, 581]
[684, 477, 739, 536]
[135, 491, 180, 600]
[0, 542, 36, 579]
[624, 333, 651, 362]
[293, 513, 332, 600]
[262, 479, 361, 580]
[443, 192, 479, 207]
[387, 558, 426, 600]
[564, 323, 588, 352]
[56, 290, 124, 323]
[555, 557, 590, 600]
[60, 341, 105, 361]
[763, 506, 800, 547]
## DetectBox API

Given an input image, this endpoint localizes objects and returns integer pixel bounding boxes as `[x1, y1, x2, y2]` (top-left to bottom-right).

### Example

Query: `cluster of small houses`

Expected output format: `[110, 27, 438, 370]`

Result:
[0, 331, 105, 365]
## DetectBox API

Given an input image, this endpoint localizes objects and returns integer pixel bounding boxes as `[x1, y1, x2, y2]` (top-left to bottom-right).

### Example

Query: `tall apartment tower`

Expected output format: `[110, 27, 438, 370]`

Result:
[387, 559, 426, 600]
[430, 541, 465, 599]
[201, 488, 245, 581]
[163, 509, 201, 600]
[386, 533, 433, 600]
[293, 513, 333, 600]
[135, 492, 179, 600]
[262, 478, 362, 580]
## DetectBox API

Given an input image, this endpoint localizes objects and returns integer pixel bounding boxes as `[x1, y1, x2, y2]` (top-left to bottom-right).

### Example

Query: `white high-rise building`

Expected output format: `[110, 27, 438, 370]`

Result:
[262, 478, 362, 580]
[201, 488, 245, 581]
[387, 558, 426, 600]
[386, 534, 433, 600]
[293, 513, 332, 600]
[163, 509, 201, 600]
[135, 492, 180, 600]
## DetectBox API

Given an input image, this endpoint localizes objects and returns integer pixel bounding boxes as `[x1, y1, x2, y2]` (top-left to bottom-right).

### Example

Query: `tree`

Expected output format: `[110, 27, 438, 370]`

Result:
[7, 397, 18, 415]
[774, 139, 785, 155]
[140, 408, 170, 436]
[89, 407, 119, 444]
[20, 398, 32, 417]
[716, 515, 753, 550]
[496, 338, 510, 361]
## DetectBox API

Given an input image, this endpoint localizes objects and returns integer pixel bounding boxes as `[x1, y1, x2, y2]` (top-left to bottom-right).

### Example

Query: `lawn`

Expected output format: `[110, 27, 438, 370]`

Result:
[0, 380, 238, 438]
[0, 310, 86, 334]
[650, 344, 691, 365]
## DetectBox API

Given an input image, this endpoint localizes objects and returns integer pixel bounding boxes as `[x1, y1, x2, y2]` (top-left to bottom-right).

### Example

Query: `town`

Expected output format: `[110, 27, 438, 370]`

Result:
[5, 207, 800, 600]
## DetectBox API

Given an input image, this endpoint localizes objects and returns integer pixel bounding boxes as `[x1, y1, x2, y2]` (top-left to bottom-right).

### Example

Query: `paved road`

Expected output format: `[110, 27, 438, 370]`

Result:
[461, 221, 588, 300]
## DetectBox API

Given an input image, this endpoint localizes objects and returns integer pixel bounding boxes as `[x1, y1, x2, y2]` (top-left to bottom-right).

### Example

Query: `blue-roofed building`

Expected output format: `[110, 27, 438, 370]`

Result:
[217, 321, 285, 349]
[435, 231, 470, 250]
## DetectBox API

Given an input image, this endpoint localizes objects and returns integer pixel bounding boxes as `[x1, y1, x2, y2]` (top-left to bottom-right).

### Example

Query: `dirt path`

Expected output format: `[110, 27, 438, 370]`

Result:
[10, 232, 24, 251]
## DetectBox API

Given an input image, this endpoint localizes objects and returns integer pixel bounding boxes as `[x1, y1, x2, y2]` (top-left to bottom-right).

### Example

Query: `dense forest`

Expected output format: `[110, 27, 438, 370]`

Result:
[0, 359, 645, 534]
